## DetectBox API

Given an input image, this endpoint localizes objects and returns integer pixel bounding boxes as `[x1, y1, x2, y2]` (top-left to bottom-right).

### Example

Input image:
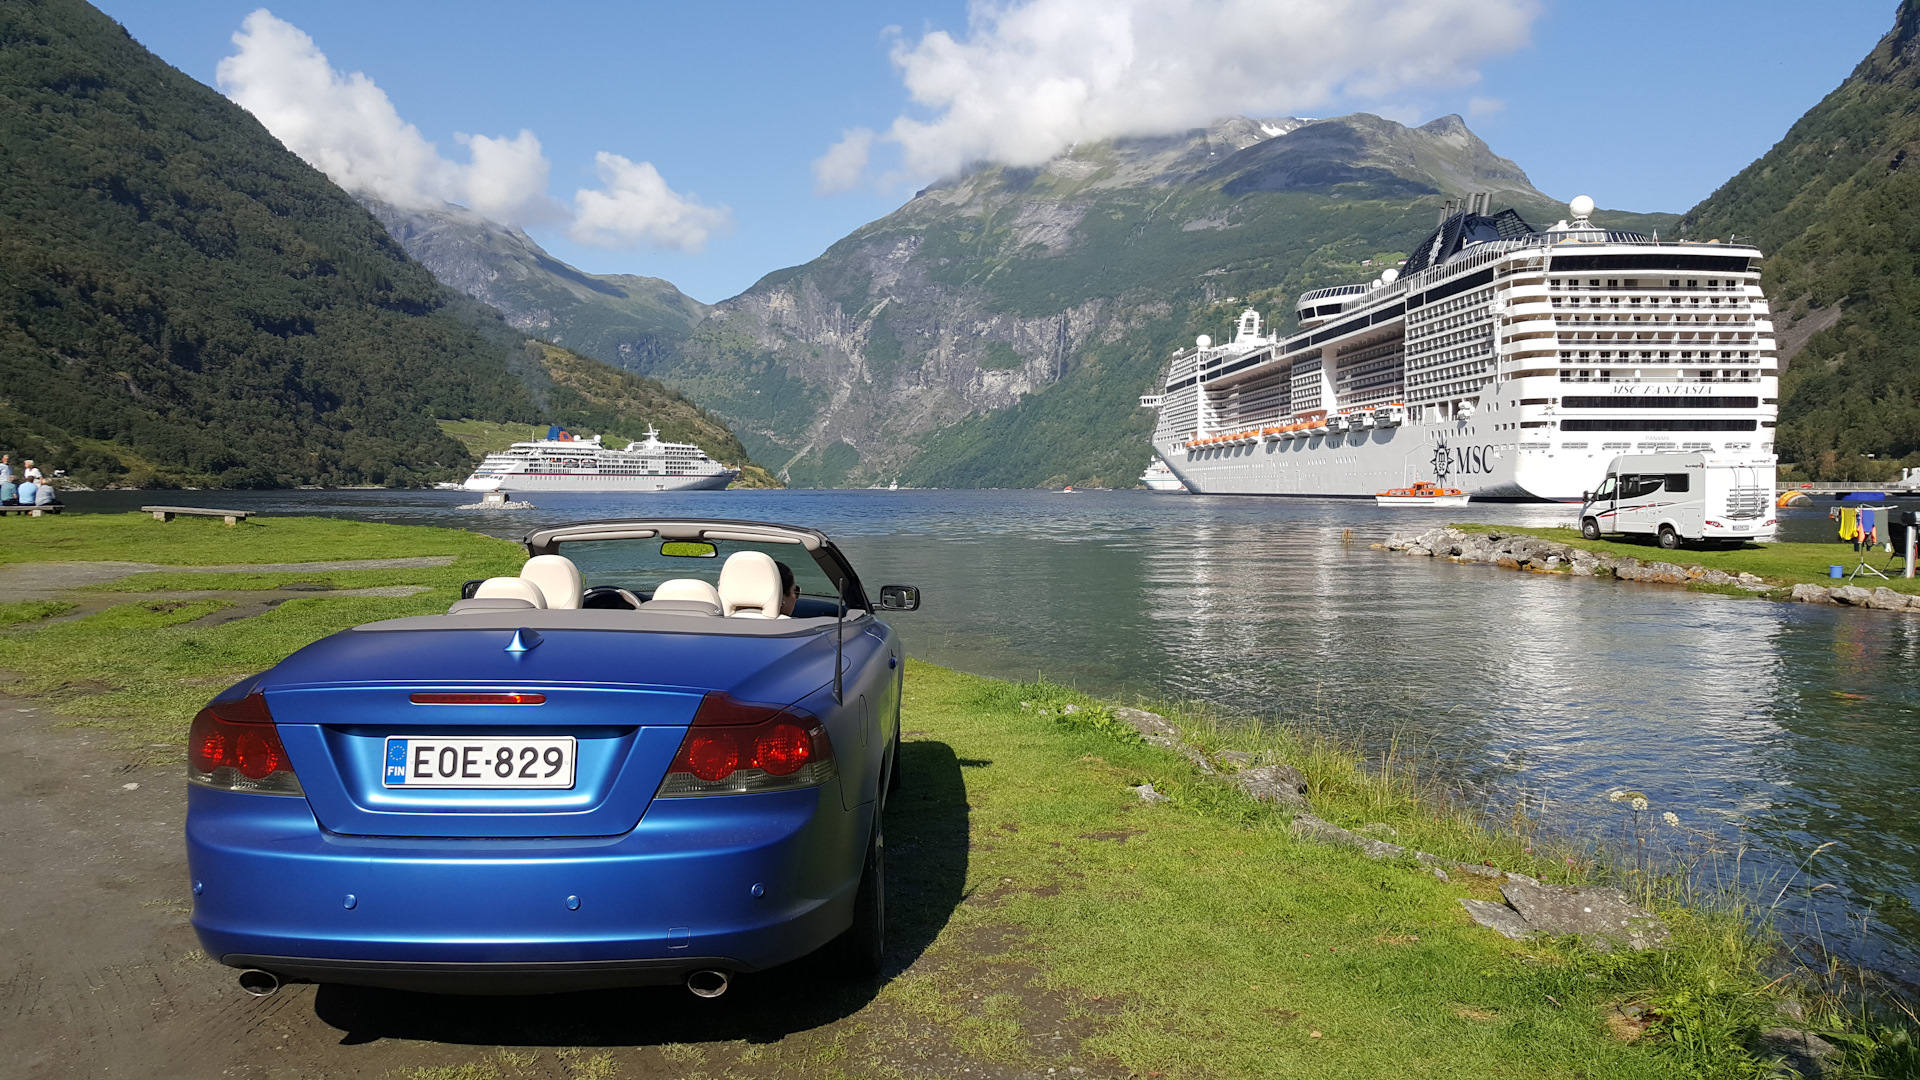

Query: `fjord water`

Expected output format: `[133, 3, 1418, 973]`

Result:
[67, 488, 1920, 978]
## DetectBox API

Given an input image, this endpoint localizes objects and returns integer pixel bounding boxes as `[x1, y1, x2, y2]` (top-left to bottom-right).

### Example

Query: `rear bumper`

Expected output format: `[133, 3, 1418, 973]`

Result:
[219, 955, 738, 994]
[186, 783, 868, 990]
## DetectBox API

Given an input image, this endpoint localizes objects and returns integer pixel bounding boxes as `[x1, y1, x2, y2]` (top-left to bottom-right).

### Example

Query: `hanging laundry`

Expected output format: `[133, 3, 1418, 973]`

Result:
[1862, 506, 1878, 545]
[1839, 506, 1860, 541]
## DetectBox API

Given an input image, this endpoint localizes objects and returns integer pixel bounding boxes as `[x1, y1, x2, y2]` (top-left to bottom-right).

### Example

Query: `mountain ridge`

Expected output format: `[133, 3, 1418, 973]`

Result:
[0, 0, 765, 488]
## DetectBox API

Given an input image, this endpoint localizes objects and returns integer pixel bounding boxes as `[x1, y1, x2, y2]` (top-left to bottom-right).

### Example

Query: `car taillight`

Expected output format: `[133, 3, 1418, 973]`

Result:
[656, 692, 837, 798]
[187, 692, 303, 796]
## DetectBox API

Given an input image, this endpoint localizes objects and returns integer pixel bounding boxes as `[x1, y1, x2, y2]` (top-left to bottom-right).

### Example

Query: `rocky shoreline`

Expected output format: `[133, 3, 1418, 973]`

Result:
[1378, 527, 1920, 613]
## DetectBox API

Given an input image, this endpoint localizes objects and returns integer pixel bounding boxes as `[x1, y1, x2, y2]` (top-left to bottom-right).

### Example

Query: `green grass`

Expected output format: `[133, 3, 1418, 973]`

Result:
[875, 667, 1808, 1079]
[0, 512, 522, 567]
[1452, 523, 1919, 594]
[0, 599, 75, 626]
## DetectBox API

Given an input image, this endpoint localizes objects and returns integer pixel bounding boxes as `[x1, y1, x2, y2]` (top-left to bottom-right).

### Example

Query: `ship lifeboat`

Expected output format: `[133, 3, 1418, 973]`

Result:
[1374, 481, 1470, 507]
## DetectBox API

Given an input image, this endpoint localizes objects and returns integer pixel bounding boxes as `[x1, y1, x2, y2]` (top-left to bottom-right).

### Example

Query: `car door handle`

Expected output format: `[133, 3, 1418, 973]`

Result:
[889, 655, 897, 669]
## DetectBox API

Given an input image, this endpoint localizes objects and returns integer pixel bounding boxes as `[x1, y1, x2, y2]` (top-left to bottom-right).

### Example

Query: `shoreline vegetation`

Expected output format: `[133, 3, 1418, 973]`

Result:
[3, 514, 1916, 1076]
[1380, 524, 1920, 612]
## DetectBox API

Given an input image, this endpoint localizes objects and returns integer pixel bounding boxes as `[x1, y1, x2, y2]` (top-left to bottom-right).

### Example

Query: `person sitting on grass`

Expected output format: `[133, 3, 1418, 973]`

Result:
[15, 478, 36, 506]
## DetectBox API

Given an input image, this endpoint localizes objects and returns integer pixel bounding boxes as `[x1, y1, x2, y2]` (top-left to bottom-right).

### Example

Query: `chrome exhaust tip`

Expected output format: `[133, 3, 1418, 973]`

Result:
[685, 969, 730, 998]
[237, 969, 281, 997]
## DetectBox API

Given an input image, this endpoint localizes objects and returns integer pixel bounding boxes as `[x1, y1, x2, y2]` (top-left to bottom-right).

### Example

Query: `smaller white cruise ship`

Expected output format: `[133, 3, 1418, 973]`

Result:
[462, 425, 738, 492]
[1139, 455, 1189, 493]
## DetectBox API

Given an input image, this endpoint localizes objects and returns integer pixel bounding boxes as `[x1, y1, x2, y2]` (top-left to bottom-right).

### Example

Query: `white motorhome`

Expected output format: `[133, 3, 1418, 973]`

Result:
[1579, 453, 1776, 548]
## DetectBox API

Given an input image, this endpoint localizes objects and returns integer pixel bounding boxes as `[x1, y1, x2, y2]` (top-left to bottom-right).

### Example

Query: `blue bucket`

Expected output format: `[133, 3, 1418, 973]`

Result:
[1830, 565, 1845, 579]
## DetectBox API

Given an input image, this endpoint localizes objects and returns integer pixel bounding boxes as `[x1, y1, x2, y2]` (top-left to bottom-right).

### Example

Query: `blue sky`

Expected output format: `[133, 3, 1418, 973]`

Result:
[97, 0, 1897, 304]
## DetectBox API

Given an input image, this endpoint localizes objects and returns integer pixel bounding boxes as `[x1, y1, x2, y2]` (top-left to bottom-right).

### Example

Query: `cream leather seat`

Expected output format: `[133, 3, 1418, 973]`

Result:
[717, 551, 783, 618]
[520, 555, 583, 610]
[471, 577, 547, 608]
[651, 578, 722, 609]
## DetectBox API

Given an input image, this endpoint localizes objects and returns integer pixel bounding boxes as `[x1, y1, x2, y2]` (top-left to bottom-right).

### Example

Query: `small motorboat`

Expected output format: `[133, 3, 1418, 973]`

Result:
[1375, 481, 1470, 507]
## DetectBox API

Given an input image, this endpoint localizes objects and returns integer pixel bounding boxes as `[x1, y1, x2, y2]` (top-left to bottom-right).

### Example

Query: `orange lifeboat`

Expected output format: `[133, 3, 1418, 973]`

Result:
[1374, 481, 1471, 507]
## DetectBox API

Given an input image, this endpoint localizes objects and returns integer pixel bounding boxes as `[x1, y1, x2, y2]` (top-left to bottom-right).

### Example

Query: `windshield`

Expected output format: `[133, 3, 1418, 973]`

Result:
[558, 538, 843, 604]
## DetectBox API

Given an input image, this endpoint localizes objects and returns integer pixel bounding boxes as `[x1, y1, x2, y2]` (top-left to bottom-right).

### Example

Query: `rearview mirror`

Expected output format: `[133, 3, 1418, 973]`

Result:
[660, 541, 717, 558]
[877, 584, 920, 612]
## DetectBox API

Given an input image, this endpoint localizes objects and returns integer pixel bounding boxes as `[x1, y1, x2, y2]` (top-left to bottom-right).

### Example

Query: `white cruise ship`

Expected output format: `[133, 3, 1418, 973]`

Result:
[1144, 195, 1777, 501]
[462, 425, 738, 492]
[1139, 456, 1189, 492]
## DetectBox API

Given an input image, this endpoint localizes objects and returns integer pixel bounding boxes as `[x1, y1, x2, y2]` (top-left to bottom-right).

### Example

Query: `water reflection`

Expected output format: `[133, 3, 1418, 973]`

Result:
[57, 487, 1920, 977]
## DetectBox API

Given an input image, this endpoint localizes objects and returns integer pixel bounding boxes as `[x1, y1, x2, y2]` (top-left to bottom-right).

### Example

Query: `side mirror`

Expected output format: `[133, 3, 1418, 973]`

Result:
[877, 584, 920, 612]
[460, 579, 484, 600]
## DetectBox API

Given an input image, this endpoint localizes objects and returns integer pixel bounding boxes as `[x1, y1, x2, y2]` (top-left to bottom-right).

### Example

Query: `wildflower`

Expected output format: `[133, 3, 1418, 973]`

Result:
[1608, 790, 1627, 803]
[1631, 796, 1649, 812]
[1663, 811, 1679, 827]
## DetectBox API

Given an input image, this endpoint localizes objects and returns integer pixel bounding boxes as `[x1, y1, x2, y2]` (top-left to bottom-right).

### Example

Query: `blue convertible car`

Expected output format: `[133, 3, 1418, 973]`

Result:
[185, 519, 919, 998]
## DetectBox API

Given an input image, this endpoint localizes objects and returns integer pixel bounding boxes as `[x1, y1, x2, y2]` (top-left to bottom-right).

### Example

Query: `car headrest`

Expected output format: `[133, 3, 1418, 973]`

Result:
[717, 551, 782, 618]
[473, 577, 547, 608]
[641, 598, 723, 617]
[652, 578, 722, 608]
[520, 555, 583, 610]
[448, 597, 538, 614]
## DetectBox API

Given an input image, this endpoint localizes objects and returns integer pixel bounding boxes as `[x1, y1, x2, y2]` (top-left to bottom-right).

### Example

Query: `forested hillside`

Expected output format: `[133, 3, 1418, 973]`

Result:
[1678, 0, 1920, 480]
[0, 0, 766, 488]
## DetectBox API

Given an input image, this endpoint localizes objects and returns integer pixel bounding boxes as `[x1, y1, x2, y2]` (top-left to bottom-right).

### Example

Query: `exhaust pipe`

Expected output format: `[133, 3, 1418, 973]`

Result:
[685, 969, 730, 999]
[237, 969, 281, 997]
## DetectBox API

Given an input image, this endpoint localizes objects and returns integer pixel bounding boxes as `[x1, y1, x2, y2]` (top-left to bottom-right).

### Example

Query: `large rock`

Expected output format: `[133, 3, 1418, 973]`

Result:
[1868, 587, 1913, 610]
[1830, 585, 1874, 606]
[1753, 1027, 1840, 1079]
[1235, 763, 1309, 808]
[1459, 898, 1533, 940]
[1791, 583, 1837, 604]
[1498, 879, 1670, 952]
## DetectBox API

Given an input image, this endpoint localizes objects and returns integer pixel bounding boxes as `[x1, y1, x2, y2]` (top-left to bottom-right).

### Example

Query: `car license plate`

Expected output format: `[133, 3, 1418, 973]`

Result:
[1733, 525, 1750, 531]
[383, 737, 577, 789]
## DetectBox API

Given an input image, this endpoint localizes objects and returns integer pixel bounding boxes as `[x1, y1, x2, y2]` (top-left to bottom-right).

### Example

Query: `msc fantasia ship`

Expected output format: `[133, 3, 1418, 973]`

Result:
[1143, 195, 1777, 501]
[461, 425, 737, 492]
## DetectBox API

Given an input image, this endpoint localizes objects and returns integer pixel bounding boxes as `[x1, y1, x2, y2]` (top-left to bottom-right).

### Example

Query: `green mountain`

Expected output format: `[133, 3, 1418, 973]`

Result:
[360, 199, 711, 371]
[648, 113, 1673, 487]
[0, 0, 764, 488]
[1678, 0, 1920, 481]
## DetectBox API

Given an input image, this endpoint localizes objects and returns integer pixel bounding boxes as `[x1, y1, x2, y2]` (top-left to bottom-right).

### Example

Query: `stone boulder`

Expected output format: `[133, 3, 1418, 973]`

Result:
[1235, 763, 1309, 808]
[1791, 584, 1836, 604]
[1868, 587, 1913, 611]
[1752, 1027, 1840, 1079]
[1458, 878, 1669, 952]
[1830, 585, 1874, 606]
[1290, 813, 1405, 859]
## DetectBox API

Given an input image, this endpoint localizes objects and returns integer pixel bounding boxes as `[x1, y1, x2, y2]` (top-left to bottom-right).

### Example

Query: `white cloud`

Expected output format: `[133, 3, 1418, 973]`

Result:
[814, 128, 877, 195]
[1467, 96, 1507, 118]
[218, 9, 710, 248]
[820, 0, 1540, 189]
[569, 153, 732, 252]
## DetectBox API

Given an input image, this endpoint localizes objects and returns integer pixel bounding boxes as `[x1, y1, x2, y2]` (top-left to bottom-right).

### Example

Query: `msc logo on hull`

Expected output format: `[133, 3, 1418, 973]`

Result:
[1432, 436, 1496, 481]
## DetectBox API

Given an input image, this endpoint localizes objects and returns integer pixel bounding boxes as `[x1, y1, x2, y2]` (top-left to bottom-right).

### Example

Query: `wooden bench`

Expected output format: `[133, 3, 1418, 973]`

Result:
[0, 503, 61, 516]
[142, 505, 250, 526]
